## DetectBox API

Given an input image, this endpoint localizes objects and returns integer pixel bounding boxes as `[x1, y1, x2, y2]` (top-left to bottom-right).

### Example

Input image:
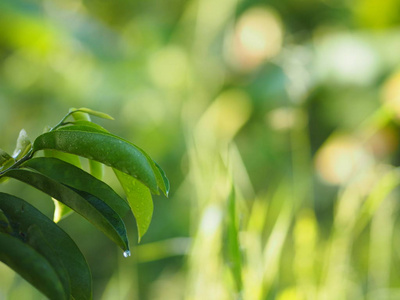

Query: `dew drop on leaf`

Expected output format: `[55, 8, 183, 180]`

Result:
[123, 250, 131, 258]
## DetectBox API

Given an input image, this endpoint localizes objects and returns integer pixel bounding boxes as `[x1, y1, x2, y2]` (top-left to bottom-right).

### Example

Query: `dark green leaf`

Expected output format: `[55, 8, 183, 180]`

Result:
[27, 225, 71, 299]
[23, 157, 130, 217]
[0, 209, 13, 234]
[155, 161, 170, 197]
[54, 124, 168, 196]
[3, 169, 129, 252]
[43, 150, 81, 222]
[12, 129, 32, 161]
[115, 170, 153, 242]
[0, 192, 92, 300]
[33, 130, 158, 193]
[0, 233, 67, 300]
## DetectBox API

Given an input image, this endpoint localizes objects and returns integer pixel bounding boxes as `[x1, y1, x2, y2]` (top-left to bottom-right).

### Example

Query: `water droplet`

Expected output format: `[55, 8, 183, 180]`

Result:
[123, 250, 131, 258]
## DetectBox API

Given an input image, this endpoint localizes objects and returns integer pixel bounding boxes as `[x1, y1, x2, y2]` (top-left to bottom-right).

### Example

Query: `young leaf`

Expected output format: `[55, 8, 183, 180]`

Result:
[0, 233, 68, 300]
[32, 130, 158, 193]
[114, 169, 153, 242]
[23, 157, 130, 217]
[70, 107, 114, 120]
[3, 169, 130, 252]
[0, 149, 14, 176]
[12, 129, 32, 160]
[0, 192, 92, 300]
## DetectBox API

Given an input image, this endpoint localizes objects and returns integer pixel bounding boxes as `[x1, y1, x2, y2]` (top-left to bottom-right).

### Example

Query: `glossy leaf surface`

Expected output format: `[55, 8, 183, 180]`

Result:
[0, 192, 92, 300]
[33, 130, 158, 193]
[4, 169, 129, 252]
[0, 233, 67, 300]
[55, 124, 168, 196]
[23, 157, 130, 217]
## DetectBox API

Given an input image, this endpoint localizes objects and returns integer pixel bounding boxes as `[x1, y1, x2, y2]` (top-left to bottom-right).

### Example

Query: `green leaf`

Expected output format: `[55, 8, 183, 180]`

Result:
[65, 120, 108, 132]
[0, 149, 14, 169]
[0, 149, 14, 180]
[12, 129, 32, 161]
[0, 192, 92, 300]
[3, 169, 129, 252]
[0, 233, 67, 300]
[155, 161, 170, 197]
[70, 107, 114, 120]
[54, 124, 168, 196]
[26, 225, 71, 299]
[115, 170, 153, 242]
[68, 115, 106, 180]
[32, 130, 158, 194]
[0, 209, 13, 234]
[43, 150, 81, 222]
[23, 157, 130, 217]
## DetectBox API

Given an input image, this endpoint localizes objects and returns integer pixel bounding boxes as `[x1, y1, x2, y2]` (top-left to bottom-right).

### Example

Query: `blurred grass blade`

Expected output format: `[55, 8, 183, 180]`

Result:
[4, 169, 129, 252]
[12, 129, 32, 160]
[0, 233, 68, 300]
[225, 187, 242, 292]
[70, 107, 114, 120]
[114, 169, 153, 242]
[0, 192, 92, 300]
[89, 159, 105, 180]
[23, 157, 130, 217]
[33, 130, 158, 194]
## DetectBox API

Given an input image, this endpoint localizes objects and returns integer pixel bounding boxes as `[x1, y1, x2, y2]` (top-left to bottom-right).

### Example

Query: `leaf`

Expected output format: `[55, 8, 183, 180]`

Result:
[43, 150, 81, 222]
[55, 124, 168, 196]
[0, 233, 67, 300]
[32, 130, 158, 194]
[0, 149, 14, 169]
[3, 169, 129, 252]
[0, 209, 13, 234]
[0, 149, 14, 180]
[12, 129, 32, 160]
[155, 161, 170, 197]
[69, 114, 106, 180]
[26, 225, 71, 299]
[23, 157, 130, 217]
[70, 107, 114, 120]
[115, 170, 153, 242]
[0, 192, 92, 300]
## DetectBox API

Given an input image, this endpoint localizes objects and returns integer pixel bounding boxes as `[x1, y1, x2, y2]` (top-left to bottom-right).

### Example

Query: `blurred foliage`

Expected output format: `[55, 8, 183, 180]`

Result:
[2, 0, 400, 299]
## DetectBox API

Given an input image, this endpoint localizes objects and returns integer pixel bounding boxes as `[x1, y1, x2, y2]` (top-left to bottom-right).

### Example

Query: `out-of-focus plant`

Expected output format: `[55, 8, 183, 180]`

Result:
[0, 108, 169, 300]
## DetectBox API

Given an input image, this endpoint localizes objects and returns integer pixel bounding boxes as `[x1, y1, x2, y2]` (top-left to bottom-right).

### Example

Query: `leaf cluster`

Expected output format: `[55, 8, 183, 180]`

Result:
[0, 108, 169, 300]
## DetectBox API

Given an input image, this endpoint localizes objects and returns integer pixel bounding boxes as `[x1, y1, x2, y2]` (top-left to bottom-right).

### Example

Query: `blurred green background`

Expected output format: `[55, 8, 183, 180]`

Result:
[2, 0, 400, 299]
